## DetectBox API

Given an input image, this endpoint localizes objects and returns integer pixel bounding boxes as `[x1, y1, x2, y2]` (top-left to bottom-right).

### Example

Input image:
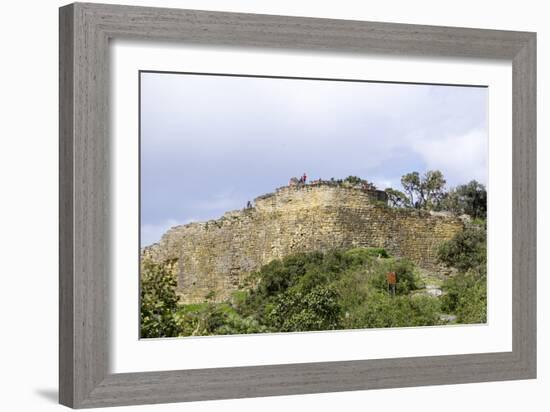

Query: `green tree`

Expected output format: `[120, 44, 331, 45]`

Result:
[401, 171, 421, 206]
[140, 259, 180, 338]
[400, 170, 446, 210]
[384, 187, 411, 208]
[439, 190, 461, 215]
[423, 170, 447, 209]
[442, 180, 487, 219]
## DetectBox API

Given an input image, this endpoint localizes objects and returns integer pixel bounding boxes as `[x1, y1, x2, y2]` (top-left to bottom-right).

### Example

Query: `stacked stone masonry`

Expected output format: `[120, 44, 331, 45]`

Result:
[142, 184, 464, 303]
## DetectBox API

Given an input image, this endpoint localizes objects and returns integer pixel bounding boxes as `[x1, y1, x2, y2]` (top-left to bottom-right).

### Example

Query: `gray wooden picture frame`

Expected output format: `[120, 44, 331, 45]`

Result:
[59, 2, 536, 409]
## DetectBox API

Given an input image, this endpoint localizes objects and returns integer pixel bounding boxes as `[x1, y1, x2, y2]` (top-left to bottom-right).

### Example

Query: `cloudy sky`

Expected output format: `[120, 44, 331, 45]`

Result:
[140, 72, 487, 246]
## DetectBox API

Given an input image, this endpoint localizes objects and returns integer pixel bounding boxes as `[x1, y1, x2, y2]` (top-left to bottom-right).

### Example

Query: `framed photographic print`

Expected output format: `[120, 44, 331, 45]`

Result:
[59, 2, 536, 408]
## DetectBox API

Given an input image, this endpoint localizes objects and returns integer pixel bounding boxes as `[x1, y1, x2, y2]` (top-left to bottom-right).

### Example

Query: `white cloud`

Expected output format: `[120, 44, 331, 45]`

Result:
[410, 128, 488, 186]
[372, 179, 395, 190]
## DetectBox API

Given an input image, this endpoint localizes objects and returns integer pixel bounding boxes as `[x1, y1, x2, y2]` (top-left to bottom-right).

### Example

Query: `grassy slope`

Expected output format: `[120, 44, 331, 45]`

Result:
[175, 248, 466, 337]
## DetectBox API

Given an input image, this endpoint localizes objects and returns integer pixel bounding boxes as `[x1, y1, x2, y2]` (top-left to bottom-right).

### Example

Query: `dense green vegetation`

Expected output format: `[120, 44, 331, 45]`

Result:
[384, 170, 487, 218]
[141, 231, 486, 338]
[440, 180, 487, 219]
[438, 224, 487, 323]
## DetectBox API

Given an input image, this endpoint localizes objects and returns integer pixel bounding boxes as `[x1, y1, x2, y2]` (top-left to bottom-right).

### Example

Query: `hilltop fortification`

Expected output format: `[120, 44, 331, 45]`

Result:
[142, 183, 464, 303]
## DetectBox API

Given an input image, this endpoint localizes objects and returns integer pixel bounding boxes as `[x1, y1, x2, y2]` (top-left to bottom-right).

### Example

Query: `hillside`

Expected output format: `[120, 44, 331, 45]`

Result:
[142, 183, 464, 303]
[141, 242, 487, 338]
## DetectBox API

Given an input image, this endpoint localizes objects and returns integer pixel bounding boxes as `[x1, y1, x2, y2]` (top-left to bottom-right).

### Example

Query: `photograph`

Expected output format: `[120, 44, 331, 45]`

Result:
[139, 72, 488, 338]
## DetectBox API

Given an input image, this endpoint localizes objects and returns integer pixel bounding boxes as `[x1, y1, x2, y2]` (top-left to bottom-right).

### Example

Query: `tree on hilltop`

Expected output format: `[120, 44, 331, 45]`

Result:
[385, 187, 411, 208]
[441, 180, 487, 219]
[343, 176, 363, 185]
[401, 170, 446, 210]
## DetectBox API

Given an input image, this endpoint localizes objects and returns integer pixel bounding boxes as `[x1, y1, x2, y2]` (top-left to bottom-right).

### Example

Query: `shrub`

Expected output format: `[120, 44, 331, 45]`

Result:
[140, 259, 180, 338]
[438, 225, 487, 324]
[344, 175, 363, 185]
[368, 258, 420, 295]
[437, 227, 486, 273]
[441, 273, 486, 324]
[266, 285, 342, 332]
[344, 247, 389, 264]
[354, 292, 441, 328]
[408, 295, 443, 326]
[176, 303, 269, 336]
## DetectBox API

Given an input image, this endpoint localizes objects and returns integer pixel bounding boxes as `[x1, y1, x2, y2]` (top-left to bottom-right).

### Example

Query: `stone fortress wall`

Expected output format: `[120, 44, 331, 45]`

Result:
[142, 184, 464, 303]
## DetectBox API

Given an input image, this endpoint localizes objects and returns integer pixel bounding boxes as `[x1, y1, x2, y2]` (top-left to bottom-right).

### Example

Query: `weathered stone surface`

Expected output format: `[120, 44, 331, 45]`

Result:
[142, 184, 463, 303]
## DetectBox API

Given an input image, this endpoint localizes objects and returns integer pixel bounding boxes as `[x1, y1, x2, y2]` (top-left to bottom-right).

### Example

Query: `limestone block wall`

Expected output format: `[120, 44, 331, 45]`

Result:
[142, 185, 464, 303]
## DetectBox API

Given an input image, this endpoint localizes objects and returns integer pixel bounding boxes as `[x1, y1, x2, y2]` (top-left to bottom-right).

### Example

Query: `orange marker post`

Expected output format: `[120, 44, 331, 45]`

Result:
[387, 271, 397, 297]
